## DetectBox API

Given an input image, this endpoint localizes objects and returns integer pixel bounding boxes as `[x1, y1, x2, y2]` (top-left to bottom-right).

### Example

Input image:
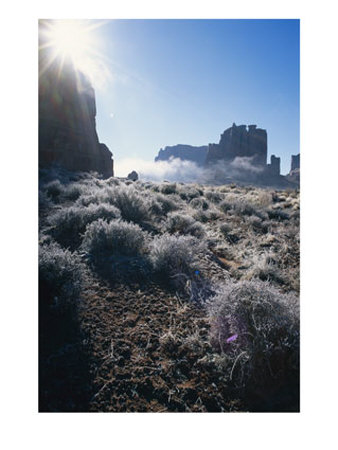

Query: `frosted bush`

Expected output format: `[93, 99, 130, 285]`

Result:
[193, 207, 221, 223]
[165, 212, 205, 238]
[205, 190, 224, 204]
[39, 242, 85, 313]
[245, 252, 284, 284]
[48, 203, 121, 247]
[82, 218, 146, 256]
[190, 197, 210, 210]
[160, 182, 177, 195]
[44, 180, 64, 201]
[149, 233, 206, 280]
[155, 194, 178, 214]
[207, 280, 299, 392]
[108, 186, 152, 223]
[178, 185, 202, 200]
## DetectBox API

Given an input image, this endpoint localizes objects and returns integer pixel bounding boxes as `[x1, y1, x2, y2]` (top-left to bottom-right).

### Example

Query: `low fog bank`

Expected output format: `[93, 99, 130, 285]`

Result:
[116, 157, 203, 182]
[116, 156, 273, 186]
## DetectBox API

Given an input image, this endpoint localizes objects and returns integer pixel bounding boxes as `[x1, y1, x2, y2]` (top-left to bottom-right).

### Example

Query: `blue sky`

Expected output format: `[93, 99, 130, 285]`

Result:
[92, 19, 299, 175]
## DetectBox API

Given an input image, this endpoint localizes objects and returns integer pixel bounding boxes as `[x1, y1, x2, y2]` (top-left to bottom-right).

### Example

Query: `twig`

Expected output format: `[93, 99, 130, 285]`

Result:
[230, 351, 248, 381]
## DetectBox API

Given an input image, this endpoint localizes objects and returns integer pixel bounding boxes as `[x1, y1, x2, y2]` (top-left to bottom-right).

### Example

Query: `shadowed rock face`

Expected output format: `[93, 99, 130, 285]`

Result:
[38, 20, 113, 178]
[205, 123, 267, 167]
[291, 154, 300, 171]
[155, 144, 208, 166]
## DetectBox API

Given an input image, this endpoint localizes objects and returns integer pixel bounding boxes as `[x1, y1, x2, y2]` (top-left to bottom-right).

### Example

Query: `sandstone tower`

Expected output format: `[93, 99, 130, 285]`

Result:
[205, 123, 267, 167]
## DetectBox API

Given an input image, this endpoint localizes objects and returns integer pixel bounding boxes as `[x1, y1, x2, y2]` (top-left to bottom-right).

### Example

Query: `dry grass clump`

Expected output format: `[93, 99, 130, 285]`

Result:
[207, 280, 299, 403]
[244, 252, 285, 285]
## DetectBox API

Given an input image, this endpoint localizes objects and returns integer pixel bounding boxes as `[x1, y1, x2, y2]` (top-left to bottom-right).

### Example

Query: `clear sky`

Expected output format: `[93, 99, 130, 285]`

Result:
[92, 19, 299, 175]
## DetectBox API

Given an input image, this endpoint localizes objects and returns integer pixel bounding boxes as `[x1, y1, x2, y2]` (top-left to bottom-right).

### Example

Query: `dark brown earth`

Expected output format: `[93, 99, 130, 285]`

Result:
[80, 274, 243, 412]
[39, 266, 246, 412]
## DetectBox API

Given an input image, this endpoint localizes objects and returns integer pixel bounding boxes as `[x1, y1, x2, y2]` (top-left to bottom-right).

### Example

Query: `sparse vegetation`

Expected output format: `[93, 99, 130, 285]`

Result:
[39, 169, 299, 412]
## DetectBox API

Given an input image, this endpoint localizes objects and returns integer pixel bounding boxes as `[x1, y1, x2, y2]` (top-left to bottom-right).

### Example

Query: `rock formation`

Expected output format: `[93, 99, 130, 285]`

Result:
[267, 155, 281, 176]
[155, 123, 299, 188]
[291, 154, 300, 172]
[39, 20, 114, 178]
[155, 144, 208, 166]
[286, 154, 300, 184]
[205, 123, 267, 167]
[127, 171, 138, 181]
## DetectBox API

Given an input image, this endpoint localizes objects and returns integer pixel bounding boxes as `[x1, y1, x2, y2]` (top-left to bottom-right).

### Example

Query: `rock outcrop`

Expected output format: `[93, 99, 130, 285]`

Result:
[127, 171, 138, 181]
[155, 144, 208, 166]
[286, 154, 300, 185]
[205, 123, 267, 167]
[39, 20, 114, 178]
[291, 154, 300, 172]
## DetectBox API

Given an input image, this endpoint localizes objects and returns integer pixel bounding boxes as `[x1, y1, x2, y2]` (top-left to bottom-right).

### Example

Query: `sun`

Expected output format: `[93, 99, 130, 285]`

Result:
[47, 20, 94, 63]
[39, 19, 108, 87]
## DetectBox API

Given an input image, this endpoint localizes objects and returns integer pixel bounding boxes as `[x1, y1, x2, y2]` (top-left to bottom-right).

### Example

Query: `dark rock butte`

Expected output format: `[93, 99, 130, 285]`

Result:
[38, 20, 114, 178]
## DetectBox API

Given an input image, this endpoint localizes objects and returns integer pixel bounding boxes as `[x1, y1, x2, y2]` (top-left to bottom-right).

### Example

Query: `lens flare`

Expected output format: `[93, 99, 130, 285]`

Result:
[39, 19, 109, 88]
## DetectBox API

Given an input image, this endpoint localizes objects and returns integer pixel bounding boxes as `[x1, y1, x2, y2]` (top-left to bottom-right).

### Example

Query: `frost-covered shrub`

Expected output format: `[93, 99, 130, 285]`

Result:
[39, 190, 52, 211]
[178, 185, 202, 201]
[207, 280, 299, 396]
[39, 242, 85, 313]
[193, 207, 221, 223]
[165, 212, 205, 238]
[44, 180, 64, 201]
[219, 195, 267, 218]
[252, 190, 273, 208]
[149, 234, 206, 280]
[219, 223, 232, 236]
[48, 203, 121, 247]
[155, 194, 178, 214]
[267, 208, 290, 221]
[62, 182, 90, 201]
[160, 182, 177, 195]
[219, 223, 240, 244]
[245, 252, 284, 284]
[108, 186, 152, 223]
[246, 215, 269, 233]
[205, 190, 224, 204]
[82, 218, 146, 257]
[190, 197, 210, 210]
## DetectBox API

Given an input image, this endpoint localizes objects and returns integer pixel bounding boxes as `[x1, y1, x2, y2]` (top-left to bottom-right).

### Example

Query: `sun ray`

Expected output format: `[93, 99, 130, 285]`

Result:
[39, 19, 110, 88]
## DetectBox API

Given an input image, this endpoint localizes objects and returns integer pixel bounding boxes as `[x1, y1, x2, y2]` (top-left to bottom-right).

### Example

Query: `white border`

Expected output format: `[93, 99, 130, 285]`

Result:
[2, 1, 338, 449]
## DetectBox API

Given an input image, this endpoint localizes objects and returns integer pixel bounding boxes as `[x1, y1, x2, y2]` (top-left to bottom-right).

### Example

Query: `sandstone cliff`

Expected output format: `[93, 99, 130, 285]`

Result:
[155, 144, 208, 166]
[39, 20, 113, 178]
